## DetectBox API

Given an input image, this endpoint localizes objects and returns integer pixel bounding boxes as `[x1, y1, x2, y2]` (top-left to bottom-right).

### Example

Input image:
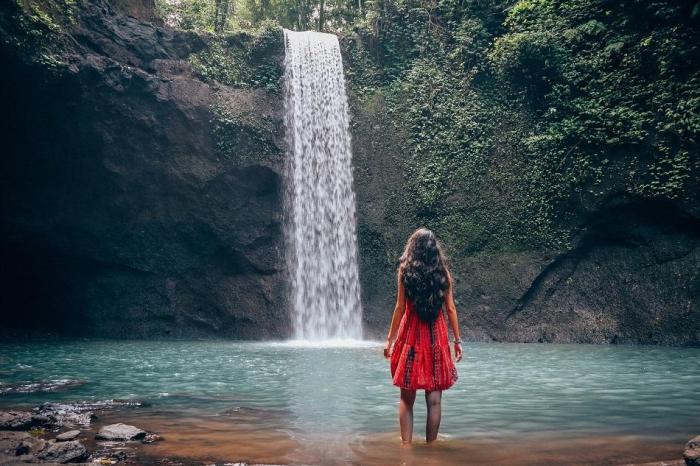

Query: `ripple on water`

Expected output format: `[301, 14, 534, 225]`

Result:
[263, 339, 384, 348]
[0, 340, 698, 444]
[0, 378, 87, 394]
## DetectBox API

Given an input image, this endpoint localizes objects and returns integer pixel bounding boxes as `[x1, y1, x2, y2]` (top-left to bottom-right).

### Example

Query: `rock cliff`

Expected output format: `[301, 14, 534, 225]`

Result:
[0, 0, 288, 338]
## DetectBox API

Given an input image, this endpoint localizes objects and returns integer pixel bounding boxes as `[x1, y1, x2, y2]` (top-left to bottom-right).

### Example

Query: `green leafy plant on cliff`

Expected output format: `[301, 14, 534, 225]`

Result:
[161, 0, 699, 255]
[10, 0, 77, 71]
[345, 0, 699, 256]
[489, 0, 700, 204]
[189, 22, 283, 91]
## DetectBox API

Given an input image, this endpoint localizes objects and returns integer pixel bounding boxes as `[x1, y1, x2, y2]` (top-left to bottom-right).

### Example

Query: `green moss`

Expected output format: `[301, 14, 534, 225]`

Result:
[190, 23, 283, 92]
[346, 0, 699, 255]
[10, 0, 78, 73]
[16, 0, 78, 31]
[211, 100, 279, 165]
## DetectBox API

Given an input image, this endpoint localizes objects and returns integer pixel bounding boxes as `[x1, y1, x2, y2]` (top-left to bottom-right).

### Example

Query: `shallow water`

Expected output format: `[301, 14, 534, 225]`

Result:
[1, 340, 698, 464]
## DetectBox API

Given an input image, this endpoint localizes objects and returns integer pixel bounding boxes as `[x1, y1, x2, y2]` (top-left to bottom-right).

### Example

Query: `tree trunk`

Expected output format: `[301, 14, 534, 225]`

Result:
[261, 0, 269, 22]
[214, 0, 231, 33]
[318, 0, 325, 31]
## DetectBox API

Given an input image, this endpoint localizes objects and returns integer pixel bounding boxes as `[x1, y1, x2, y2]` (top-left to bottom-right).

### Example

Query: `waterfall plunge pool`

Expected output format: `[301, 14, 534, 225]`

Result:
[1, 340, 698, 464]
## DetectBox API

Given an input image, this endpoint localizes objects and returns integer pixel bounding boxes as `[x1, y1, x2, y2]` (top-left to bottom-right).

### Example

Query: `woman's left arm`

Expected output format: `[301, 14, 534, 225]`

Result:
[444, 271, 463, 362]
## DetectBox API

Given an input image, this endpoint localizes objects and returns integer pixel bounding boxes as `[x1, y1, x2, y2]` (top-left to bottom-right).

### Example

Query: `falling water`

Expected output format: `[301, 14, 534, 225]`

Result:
[282, 29, 363, 341]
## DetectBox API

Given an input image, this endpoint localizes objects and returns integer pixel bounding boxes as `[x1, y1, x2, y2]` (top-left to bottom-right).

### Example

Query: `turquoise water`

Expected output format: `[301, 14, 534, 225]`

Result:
[1, 340, 699, 442]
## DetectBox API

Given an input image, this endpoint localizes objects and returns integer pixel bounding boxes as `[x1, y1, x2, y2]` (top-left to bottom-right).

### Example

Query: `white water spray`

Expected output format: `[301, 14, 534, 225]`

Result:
[282, 29, 363, 341]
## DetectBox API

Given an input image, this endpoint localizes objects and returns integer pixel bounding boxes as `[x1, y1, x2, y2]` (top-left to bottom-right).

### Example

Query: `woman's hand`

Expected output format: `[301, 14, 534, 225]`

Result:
[383, 339, 393, 359]
[454, 342, 463, 362]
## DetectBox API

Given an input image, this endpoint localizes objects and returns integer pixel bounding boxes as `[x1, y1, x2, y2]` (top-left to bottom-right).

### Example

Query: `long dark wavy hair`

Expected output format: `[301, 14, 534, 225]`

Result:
[398, 228, 451, 322]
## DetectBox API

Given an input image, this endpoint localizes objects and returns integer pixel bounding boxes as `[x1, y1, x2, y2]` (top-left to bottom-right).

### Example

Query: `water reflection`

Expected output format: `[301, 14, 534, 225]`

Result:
[281, 344, 382, 462]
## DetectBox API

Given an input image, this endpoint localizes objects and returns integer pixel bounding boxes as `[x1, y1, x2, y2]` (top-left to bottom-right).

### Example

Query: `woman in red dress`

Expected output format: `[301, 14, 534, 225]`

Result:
[383, 228, 463, 444]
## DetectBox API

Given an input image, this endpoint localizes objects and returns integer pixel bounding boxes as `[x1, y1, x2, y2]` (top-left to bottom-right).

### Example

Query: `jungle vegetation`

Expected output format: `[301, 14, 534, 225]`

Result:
[156, 0, 699, 255]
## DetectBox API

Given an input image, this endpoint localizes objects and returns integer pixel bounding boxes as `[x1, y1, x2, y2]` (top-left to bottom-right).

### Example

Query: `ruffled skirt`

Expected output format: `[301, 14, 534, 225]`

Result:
[390, 303, 458, 391]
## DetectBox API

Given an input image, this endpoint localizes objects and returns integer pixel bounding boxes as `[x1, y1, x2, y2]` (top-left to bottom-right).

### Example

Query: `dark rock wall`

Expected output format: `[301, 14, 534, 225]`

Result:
[0, 1, 289, 338]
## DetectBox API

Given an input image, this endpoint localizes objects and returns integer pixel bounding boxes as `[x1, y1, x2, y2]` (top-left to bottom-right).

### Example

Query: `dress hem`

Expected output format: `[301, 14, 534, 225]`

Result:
[391, 379, 458, 391]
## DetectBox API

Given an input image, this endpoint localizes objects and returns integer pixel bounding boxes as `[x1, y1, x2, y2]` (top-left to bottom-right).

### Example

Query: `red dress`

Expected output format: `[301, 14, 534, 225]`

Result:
[390, 298, 458, 391]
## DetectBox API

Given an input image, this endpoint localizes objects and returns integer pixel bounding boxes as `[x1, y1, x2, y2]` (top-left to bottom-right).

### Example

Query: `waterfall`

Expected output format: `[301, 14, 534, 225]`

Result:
[282, 29, 363, 341]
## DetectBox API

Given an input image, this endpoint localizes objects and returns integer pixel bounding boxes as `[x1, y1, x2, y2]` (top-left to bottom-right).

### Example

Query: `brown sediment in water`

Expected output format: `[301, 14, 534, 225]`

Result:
[100, 409, 306, 465]
[96, 409, 686, 466]
[353, 432, 685, 466]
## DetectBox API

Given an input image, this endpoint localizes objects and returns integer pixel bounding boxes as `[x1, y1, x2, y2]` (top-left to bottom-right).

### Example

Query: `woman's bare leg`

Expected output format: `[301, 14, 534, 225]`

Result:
[399, 389, 416, 444]
[425, 390, 442, 442]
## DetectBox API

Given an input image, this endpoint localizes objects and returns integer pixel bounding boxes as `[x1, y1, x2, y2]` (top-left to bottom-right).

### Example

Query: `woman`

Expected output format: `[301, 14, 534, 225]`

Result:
[383, 228, 462, 444]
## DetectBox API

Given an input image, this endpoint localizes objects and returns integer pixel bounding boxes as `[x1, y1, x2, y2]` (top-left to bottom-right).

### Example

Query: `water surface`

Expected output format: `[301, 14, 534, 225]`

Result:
[1, 341, 697, 464]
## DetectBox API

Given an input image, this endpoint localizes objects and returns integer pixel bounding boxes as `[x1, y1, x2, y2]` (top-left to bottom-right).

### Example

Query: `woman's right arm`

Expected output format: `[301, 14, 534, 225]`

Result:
[384, 270, 406, 359]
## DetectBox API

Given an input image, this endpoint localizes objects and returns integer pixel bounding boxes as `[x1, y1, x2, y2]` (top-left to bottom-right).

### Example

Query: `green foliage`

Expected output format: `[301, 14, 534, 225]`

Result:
[345, 0, 700, 254]
[9, 0, 78, 71]
[379, 57, 570, 252]
[190, 23, 283, 91]
[160, 0, 699, 254]
[489, 30, 563, 102]
[156, 0, 230, 33]
[18, 0, 78, 30]
[499, 0, 699, 204]
[156, 0, 365, 31]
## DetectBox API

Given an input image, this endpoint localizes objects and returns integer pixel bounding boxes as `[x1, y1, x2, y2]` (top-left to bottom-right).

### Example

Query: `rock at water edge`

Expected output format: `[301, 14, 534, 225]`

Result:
[685, 435, 700, 466]
[37, 439, 87, 463]
[96, 423, 147, 441]
[0, 410, 41, 430]
[56, 429, 81, 441]
[0, 431, 47, 463]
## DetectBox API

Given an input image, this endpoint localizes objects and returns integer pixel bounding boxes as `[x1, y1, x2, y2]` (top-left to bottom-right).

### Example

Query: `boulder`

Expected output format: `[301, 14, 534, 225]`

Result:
[0, 410, 41, 430]
[56, 429, 81, 441]
[89, 447, 133, 464]
[34, 402, 94, 428]
[685, 435, 700, 466]
[0, 430, 46, 463]
[37, 439, 88, 463]
[96, 423, 147, 441]
[142, 432, 162, 443]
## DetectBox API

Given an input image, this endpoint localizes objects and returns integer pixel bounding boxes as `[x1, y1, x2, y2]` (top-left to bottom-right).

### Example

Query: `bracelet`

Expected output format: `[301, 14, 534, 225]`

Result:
[452, 338, 462, 344]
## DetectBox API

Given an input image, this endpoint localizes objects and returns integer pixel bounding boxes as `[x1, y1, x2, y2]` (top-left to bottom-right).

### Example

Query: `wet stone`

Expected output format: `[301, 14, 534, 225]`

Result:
[685, 435, 700, 466]
[143, 432, 163, 443]
[37, 439, 88, 463]
[96, 423, 147, 441]
[0, 430, 46, 463]
[89, 446, 135, 464]
[0, 410, 41, 430]
[56, 429, 81, 441]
